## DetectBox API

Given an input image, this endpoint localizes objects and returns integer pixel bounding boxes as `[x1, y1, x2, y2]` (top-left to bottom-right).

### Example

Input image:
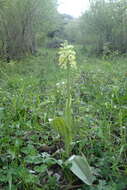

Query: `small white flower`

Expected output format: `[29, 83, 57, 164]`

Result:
[48, 118, 53, 122]
[56, 83, 60, 86]
[56, 81, 65, 87]
[29, 170, 36, 174]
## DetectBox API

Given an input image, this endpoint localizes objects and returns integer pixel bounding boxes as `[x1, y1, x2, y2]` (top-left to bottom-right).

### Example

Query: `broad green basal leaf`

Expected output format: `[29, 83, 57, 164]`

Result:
[67, 155, 93, 186]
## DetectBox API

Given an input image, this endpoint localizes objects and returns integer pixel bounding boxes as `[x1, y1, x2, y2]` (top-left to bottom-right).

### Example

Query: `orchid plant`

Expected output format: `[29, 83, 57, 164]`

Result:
[52, 41, 93, 185]
[52, 41, 77, 156]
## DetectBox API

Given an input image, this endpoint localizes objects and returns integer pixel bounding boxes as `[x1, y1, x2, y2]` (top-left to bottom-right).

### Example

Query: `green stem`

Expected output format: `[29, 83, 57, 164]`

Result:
[64, 62, 73, 156]
[66, 62, 71, 126]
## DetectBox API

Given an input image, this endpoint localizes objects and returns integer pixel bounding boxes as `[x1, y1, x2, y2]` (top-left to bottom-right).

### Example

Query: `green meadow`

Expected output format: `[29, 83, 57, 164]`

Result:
[0, 48, 127, 189]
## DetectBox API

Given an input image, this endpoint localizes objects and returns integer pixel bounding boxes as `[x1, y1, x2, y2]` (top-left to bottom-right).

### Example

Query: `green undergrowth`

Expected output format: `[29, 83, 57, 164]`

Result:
[0, 49, 127, 190]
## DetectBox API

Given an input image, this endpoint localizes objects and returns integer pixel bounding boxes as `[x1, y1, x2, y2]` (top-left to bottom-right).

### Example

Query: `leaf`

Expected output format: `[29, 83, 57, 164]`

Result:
[52, 117, 70, 137]
[24, 155, 43, 164]
[8, 148, 16, 160]
[0, 107, 4, 121]
[67, 155, 93, 185]
[7, 172, 12, 190]
[52, 117, 72, 155]
[34, 165, 47, 173]
[21, 144, 37, 156]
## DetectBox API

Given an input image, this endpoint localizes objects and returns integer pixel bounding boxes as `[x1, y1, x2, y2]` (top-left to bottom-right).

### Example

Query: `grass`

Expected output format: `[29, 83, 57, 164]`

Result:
[0, 48, 127, 190]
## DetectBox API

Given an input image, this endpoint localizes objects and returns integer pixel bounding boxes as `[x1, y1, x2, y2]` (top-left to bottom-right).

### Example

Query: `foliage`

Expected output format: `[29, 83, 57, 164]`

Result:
[65, 0, 127, 55]
[0, 0, 58, 60]
[0, 0, 127, 189]
[0, 48, 127, 189]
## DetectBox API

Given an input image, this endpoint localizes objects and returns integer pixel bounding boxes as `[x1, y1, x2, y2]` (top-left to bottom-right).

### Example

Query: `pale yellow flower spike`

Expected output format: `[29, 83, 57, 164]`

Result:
[58, 41, 77, 69]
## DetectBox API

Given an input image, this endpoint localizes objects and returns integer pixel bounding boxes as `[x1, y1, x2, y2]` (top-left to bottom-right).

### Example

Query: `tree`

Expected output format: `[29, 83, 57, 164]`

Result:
[66, 0, 127, 55]
[0, 0, 58, 61]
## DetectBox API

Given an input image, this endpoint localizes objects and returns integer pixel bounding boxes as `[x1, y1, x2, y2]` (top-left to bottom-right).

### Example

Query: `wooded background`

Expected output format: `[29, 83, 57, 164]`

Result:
[0, 0, 127, 60]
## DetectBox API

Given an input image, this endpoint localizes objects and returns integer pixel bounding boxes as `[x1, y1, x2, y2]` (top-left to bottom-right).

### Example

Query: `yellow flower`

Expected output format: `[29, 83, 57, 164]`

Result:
[58, 41, 77, 69]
